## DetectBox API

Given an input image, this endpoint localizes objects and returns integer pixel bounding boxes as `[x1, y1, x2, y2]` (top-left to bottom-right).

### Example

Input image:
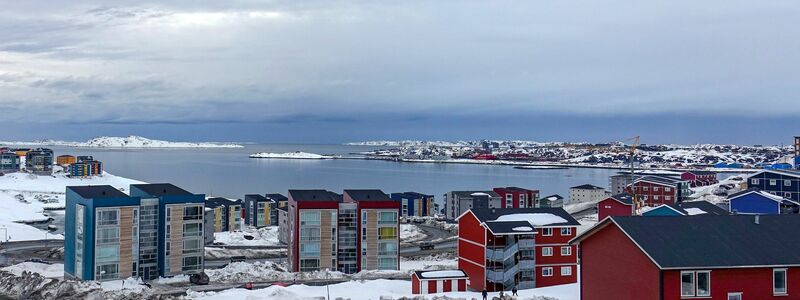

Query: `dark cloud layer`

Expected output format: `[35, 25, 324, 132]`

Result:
[0, 1, 798, 143]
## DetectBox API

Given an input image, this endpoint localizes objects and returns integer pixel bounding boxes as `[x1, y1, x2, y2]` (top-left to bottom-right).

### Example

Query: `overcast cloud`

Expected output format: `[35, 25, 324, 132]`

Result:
[0, 1, 798, 143]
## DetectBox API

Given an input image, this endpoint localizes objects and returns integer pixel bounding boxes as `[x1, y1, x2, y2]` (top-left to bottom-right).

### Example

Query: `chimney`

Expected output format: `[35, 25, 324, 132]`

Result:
[754, 214, 760, 225]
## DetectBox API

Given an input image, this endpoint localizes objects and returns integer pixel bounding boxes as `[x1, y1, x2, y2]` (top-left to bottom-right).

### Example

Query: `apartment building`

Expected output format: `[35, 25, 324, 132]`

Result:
[244, 194, 273, 228]
[25, 148, 53, 175]
[457, 207, 580, 292]
[287, 189, 399, 274]
[444, 191, 502, 219]
[390, 192, 436, 217]
[266, 193, 288, 226]
[205, 197, 242, 233]
[129, 183, 205, 279]
[0, 152, 20, 173]
[493, 187, 539, 208]
[64, 183, 205, 281]
[569, 184, 607, 203]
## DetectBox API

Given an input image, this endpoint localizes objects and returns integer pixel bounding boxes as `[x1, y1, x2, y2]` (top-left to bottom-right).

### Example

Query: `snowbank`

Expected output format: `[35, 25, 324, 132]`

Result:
[214, 226, 280, 246]
[2, 262, 63, 278]
[399, 224, 427, 244]
[189, 279, 577, 300]
[249, 152, 335, 159]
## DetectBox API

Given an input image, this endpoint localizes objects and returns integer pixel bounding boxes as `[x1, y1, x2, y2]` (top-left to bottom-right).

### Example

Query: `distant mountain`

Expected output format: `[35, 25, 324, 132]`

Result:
[0, 136, 243, 148]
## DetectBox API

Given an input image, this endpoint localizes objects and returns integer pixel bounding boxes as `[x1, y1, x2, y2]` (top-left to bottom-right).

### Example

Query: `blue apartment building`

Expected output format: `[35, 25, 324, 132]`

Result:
[747, 170, 800, 202]
[64, 183, 205, 281]
[390, 192, 436, 217]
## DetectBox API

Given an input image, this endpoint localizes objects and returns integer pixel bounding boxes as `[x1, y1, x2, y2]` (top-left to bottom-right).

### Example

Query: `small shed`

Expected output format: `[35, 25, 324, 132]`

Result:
[597, 193, 635, 220]
[728, 188, 800, 215]
[411, 270, 469, 294]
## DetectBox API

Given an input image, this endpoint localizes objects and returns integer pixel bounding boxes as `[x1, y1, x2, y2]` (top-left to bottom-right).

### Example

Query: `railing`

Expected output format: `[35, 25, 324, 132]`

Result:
[517, 280, 536, 290]
[485, 242, 519, 261]
[518, 239, 535, 249]
[487, 264, 520, 283]
[519, 259, 535, 269]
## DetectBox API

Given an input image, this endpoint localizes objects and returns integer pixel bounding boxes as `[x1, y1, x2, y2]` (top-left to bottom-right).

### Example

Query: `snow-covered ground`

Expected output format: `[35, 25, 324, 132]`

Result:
[214, 226, 280, 246]
[399, 223, 427, 244]
[689, 174, 748, 204]
[0, 170, 143, 241]
[0, 135, 243, 148]
[2, 262, 63, 278]
[189, 279, 578, 300]
[249, 152, 336, 159]
[399, 254, 457, 272]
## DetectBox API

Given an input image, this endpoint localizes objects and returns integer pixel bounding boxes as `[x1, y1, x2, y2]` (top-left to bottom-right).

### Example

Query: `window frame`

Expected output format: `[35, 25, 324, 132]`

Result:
[681, 271, 695, 297]
[727, 292, 742, 300]
[751, 178, 759, 185]
[541, 247, 553, 257]
[542, 267, 553, 277]
[560, 227, 572, 236]
[560, 266, 572, 276]
[560, 246, 572, 256]
[681, 270, 711, 297]
[542, 228, 553, 236]
[774, 268, 788, 295]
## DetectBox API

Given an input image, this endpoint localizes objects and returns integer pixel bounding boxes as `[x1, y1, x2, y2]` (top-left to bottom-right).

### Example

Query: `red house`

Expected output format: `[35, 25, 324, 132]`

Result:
[625, 175, 687, 206]
[493, 187, 540, 209]
[457, 208, 579, 292]
[571, 215, 800, 300]
[597, 193, 636, 221]
[681, 170, 718, 187]
[411, 270, 469, 294]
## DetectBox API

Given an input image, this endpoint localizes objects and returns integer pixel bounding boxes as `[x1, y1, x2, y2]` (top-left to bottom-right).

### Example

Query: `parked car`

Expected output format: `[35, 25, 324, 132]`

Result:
[190, 272, 210, 285]
[230, 256, 247, 263]
[419, 241, 435, 251]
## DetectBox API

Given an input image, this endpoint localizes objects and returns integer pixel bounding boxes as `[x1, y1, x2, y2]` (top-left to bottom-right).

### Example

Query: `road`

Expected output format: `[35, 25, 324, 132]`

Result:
[399, 223, 458, 256]
[0, 239, 63, 266]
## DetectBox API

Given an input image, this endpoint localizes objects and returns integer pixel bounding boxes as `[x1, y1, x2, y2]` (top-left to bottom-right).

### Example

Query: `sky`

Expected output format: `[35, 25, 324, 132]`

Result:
[0, 0, 798, 145]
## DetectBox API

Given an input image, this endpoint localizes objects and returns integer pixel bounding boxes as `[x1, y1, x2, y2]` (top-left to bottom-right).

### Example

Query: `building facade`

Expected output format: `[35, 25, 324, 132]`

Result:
[457, 208, 579, 292]
[205, 197, 243, 233]
[244, 194, 273, 228]
[569, 184, 607, 204]
[572, 215, 800, 300]
[493, 187, 539, 209]
[539, 194, 564, 208]
[411, 270, 469, 294]
[597, 193, 635, 221]
[444, 191, 502, 220]
[728, 188, 800, 215]
[747, 170, 800, 203]
[25, 148, 53, 175]
[287, 189, 399, 274]
[681, 171, 718, 187]
[625, 176, 690, 206]
[65, 183, 205, 282]
[0, 152, 20, 172]
[266, 193, 288, 226]
[57, 155, 76, 166]
[390, 192, 436, 217]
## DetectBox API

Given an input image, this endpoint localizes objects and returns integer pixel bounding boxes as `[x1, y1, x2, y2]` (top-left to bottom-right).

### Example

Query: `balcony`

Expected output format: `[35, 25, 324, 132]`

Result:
[487, 264, 519, 283]
[519, 259, 535, 270]
[518, 239, 535, 249]
[485, 242, 519, 262]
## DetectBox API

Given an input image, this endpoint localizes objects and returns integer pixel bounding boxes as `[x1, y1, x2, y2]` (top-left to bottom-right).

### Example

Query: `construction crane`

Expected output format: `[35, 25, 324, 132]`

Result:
[620, 136, 641, 211]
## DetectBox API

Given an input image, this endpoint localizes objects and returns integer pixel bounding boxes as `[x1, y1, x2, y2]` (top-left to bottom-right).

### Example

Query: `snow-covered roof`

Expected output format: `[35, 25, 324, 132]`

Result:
[512, 226, 534, 232]
[495, 213, 568, 226]
[683, 207, 707, 215]
[414, 269, 468, 279]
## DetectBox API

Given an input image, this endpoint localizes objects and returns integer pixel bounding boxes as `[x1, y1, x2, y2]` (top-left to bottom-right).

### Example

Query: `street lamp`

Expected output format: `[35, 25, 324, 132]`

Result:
[325, 268, 331, 300]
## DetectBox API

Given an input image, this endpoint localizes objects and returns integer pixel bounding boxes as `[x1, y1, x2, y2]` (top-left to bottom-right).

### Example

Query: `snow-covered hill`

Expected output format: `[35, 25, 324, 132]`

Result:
[249, 152, 335, 159]
[0, 135, 243, 148]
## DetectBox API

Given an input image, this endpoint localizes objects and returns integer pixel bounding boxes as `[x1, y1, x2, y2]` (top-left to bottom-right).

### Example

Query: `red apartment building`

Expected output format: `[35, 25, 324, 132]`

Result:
[457, 208, 579, 292]
[572, 215, 800, 300]
[493, 187, 540, 208]
[625, 176, 689, 206]
[681, 171, 719, 187]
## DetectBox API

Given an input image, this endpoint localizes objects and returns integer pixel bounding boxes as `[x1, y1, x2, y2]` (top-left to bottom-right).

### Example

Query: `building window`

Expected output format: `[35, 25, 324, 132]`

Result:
[770, 179, 777, 186]
[785, 180, 792, 187]
[300, 259, 319, 272]
[378, 241, 398, 256]
[653, 187, 660, 192]
[665, 196, 672, 201]
[751, 179, 759, 185]
[561, 266, 572, 276]
[542, 267, 553, 277]
[665, 187, 671, 192]
[96, 209, 119, 226]
[643, 195, 649, 201]
[643, 186, 649, 192]
[300, 211, 321, 226]
[183, 205, 202, 221]
[542, 247, 553, 256]
[378, 258, 396, 270]
[520, 194, 526, 207]
[182, 256, 202, 272]
[774, 268, 787, 295]
[299, 242, 321, 257]
[96, 227, 119, 244]
[681, 271, 711, 297]
[727, 293, 742, 300]
[542, 228, 552, 236]
[786, 192, 792, 198]
[183, 223, 202, 238]
[361, 211, 367, 225]
[560, 228, 571, 236]
[96, 263, 119, 280]
[654, 195, 660, 201]
[506, 194, 513, 207]
[182, 239, 202, 255]
[378, 211, 397, 225]
[300, 227, 321, 241]
[75, 204, 84, 279]
[561, 246, 572, 256]
[379, 227, 397, 240]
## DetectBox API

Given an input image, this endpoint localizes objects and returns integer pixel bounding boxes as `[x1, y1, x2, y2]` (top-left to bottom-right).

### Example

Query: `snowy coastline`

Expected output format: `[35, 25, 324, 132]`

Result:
[249, 151, 336, 159]
[0, 135, 243, 148]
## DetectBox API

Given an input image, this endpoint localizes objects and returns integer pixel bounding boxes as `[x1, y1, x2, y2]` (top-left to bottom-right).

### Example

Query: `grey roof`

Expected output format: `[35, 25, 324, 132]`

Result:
[605, 215, 800, 269]
[68, 185, 128, 199]
[265, 193, 288, 202]
[570, 184, 605, 190]
[484, 220, 537, 234]
[413, 270, 468, 280]
[541, 194, 564, 201]
[206, 197, 241, 208]
[343, 189, 392, 201]
[392, 191, 433, 198]
[132, 183, 192, 196]
[245, 194, 268, 201]
[670, 201, 730, 216]
[608, 193, 635, 205]
[451, 191, 501, 198]
[634, 175, 685, 186]
[288, 189, 342, 202]
[468, 207, 580, 227]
